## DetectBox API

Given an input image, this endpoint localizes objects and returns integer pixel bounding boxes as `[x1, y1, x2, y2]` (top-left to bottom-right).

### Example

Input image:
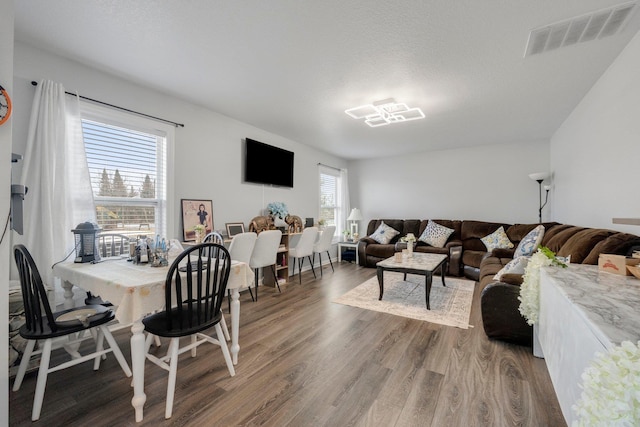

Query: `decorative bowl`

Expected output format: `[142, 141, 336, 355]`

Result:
[626, 265, 640, 280]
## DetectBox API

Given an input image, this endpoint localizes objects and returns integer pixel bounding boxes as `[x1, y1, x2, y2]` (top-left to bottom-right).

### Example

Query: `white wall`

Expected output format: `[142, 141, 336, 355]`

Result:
[12, 42, 347, 243]
[1, 1, 13, 422]
[551, 29, 640, 234]
[349, 140, 551, 227]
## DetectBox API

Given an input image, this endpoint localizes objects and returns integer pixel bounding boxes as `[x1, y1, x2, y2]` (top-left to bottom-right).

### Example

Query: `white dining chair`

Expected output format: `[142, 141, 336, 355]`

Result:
[249, 230, 282, 300]
[313, 225, 336, 277]
[229, 232, 258, 299]
[289, 226, 318, 284]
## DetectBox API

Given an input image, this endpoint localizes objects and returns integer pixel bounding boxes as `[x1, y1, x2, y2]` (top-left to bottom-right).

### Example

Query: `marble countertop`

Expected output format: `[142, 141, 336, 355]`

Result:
[542, 264, 640, 348]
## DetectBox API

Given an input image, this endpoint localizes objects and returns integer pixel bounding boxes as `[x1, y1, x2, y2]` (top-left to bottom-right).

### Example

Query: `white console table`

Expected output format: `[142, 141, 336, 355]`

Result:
[537, 264, 640, 425]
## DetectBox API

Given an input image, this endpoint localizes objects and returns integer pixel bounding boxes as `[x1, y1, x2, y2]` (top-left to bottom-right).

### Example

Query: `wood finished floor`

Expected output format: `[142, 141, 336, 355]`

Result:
[9, 262, 566, 427]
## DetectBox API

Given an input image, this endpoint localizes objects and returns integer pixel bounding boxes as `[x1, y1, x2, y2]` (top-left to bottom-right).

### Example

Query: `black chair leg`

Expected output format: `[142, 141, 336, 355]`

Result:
[247, 270, 257, 302]
[271, 265, 281, 293]
[326, 251, 334, 272]
[308, 256, 316, 278]
[317, 252, 323, 277]
[298, 258, 303, 284]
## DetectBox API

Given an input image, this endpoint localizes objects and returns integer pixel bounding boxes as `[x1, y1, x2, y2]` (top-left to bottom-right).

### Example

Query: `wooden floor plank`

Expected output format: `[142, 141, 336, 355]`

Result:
[9, 262, 565, 426]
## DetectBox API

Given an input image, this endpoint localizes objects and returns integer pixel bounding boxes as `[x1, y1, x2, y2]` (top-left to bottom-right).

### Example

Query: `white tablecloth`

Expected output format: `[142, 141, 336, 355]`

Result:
[53, 258, 253, 324]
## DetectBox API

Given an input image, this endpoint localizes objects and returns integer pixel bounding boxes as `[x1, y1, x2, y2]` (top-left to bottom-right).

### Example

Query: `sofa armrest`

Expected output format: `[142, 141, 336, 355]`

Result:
[357, 238, 376, 266]
[447, 245, 463, 276]
[480, 281, 532, 346]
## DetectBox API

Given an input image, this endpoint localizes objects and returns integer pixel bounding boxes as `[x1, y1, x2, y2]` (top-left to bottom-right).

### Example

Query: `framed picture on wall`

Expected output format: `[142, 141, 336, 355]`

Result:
[225, 222, 245, 238]
[181, 199, 214, 241]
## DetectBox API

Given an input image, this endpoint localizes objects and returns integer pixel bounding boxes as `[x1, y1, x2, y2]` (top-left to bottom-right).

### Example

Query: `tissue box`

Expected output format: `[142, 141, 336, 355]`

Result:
[598, 254, 640, 275]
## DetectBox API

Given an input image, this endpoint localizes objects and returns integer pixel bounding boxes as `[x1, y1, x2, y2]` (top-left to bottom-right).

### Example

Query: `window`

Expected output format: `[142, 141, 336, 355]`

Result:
[80, 103, 173, 238]
[319, 165, 343, 236]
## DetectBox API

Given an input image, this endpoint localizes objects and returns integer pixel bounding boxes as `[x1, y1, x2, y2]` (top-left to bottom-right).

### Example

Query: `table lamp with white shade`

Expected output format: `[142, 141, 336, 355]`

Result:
[347, 208, 363, 239]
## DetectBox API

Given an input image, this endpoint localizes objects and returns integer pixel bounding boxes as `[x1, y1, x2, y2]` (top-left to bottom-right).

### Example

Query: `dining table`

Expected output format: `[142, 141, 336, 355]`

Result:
[53, 255, 254, 422]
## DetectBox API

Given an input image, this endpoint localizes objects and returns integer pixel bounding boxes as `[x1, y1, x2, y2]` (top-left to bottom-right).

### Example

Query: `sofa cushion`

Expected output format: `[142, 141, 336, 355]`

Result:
[583, 233, 640, 265]
[461, 220, 511, 252]
[494, 256, 529, 281]
[557, 229, 616, 264]
[366, 243, 396, 259]
[414, 245, 449, 255]
[481, 226, 514, 251]
[513, 225, 545, 258]
[369, 221, 401, 244]
[543, 226, 585, 252]
[418, 220, 455, 248]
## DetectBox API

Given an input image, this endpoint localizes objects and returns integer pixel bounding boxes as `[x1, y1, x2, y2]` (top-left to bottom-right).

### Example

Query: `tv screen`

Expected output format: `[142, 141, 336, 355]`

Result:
[244, 138, 294, 188]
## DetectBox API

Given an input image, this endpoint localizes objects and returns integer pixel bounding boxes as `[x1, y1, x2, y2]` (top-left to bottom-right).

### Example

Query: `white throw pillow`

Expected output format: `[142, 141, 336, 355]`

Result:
[418, 220, 455, 248]
[481, 226, 514, 252]
[513, 225, 545, 258]
[494, 256, 529, 281]
[369, 221, 400, 244]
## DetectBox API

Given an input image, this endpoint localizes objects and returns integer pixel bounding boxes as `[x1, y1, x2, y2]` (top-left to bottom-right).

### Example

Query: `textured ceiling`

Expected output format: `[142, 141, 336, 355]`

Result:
[13, 0, 640, 159]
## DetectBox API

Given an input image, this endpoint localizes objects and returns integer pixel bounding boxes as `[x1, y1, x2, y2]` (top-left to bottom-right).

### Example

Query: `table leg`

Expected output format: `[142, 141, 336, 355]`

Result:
[338, 245, 342, 263]
[442, 261, 447, 287]
[130, 320, 146, 422]
[61, 280, 75, 310]
[377, 267, 384, 300]
[425, 273, 433, 310]
[230, 288, 240, 365]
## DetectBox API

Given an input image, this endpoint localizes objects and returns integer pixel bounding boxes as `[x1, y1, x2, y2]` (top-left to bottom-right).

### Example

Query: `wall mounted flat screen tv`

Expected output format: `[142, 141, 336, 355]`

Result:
[244, 138, 294, 188]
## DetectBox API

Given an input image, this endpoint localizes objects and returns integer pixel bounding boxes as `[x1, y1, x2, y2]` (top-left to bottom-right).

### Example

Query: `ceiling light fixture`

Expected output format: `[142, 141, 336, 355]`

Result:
[345, 98, 425, 127]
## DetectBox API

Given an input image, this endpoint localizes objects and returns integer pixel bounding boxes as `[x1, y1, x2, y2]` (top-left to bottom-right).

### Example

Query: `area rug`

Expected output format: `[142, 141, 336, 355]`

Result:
[333, 273, 475, 329]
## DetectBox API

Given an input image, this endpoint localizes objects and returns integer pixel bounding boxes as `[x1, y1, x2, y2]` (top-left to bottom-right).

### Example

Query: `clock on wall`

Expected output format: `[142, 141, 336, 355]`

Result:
[0, 84, 13, 126]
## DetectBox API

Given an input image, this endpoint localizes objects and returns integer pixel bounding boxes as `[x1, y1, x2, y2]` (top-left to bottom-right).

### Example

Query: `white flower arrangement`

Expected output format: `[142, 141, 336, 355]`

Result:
[267, 202, 288, 219]
[572, 340, 640, 426]
[518, 246, 568, 325]
[400, 233, 416, 243]
[193, 224, 205, 232]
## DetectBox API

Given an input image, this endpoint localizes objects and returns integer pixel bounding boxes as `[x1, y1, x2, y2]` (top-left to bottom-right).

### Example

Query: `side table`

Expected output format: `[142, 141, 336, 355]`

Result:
[337, 241, 359, 264]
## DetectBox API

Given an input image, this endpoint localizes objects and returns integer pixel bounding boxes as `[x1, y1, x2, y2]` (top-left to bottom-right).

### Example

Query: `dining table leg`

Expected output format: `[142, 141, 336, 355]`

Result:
[130, 319, 146, 422]
[61, 280, 75, 310]
[230, 288, 240, 365]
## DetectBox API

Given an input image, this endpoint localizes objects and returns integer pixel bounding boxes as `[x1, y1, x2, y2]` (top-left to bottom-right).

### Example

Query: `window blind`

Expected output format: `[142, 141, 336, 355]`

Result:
[319, 166, 340, 228]
[82, 119, 166, 236]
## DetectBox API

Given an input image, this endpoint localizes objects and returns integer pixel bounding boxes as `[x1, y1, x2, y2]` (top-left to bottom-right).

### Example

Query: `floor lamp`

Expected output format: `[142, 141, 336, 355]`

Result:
[347, 208, 363, 239]
[529, 172, 550, 224]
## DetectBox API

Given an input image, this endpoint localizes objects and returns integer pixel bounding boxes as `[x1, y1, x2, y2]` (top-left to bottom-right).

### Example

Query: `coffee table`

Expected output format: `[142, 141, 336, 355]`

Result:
[376, 253, 448, 310]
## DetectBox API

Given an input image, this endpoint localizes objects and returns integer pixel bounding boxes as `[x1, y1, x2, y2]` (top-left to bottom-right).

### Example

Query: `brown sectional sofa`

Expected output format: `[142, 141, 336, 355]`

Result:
[358, 218, 640, 346]
[480, 224, 640, 345]
[358, 219, 463, 276]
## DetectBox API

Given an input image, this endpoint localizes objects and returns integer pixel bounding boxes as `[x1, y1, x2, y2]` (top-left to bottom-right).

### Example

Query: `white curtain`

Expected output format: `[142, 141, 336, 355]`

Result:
[339, 168, 350, 238]
[20, 80, 95, 286]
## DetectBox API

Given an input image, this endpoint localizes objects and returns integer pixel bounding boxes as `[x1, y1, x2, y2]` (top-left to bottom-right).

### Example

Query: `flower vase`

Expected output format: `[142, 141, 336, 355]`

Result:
[194, 229, 204, 243]
[407, 242, 414, 257]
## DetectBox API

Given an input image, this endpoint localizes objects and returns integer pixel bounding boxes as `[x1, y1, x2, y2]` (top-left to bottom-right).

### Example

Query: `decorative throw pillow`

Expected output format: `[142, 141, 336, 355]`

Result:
[418, 220, 455, 248]
[369, 221, 400, 244]
[513, 225, 545, 258]
[494, 256, 529, 281]
[481, 226, 514, 251]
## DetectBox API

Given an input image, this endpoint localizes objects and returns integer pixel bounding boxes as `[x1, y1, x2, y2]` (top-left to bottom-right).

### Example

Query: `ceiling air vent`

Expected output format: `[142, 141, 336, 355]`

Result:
[525, 2, 637, 56]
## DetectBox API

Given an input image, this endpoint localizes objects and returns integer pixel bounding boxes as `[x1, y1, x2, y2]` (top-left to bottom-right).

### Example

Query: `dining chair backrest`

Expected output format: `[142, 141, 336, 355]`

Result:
[163, 243, 231, 334]
[14, 245, 56, 334]
[203, 231, 224, 245]
[228, 232, 257, 264]
[314, 226, 336, 253]
[98, 233, 130, 257]
[249, 229, 282, 269]
[293, 227, 318, 258]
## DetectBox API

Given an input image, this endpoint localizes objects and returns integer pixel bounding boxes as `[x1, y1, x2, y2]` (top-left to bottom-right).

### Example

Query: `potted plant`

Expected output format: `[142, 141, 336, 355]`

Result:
[342, 229, 351, 242]
[317, 218, 326, 230]
[193, 224, 206, 243]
